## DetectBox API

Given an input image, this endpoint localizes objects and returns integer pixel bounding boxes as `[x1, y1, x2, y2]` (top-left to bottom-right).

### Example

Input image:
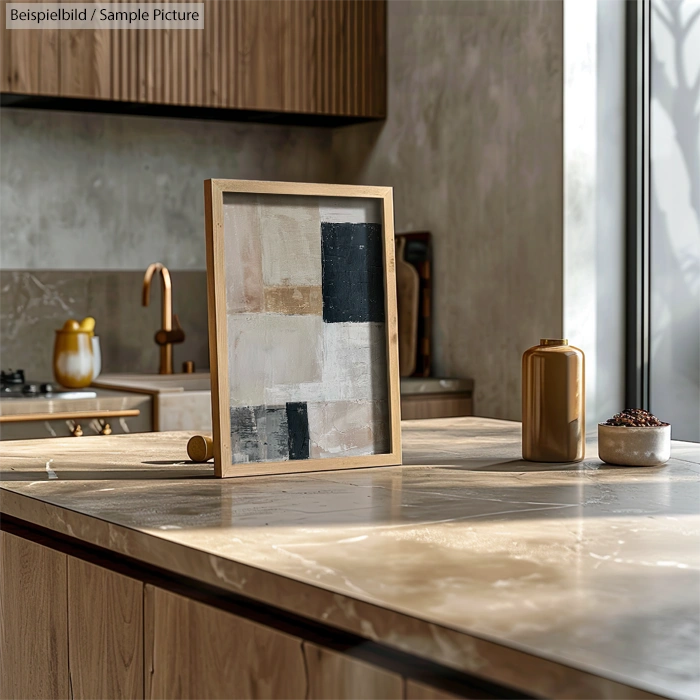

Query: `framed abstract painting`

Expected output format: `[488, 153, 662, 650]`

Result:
[204, 179, 401, 478]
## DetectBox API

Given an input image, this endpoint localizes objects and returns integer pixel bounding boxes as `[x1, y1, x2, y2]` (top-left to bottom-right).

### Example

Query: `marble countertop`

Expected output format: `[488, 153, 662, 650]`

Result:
[0, 387, 149, 417]
[1, 418, 698, 700]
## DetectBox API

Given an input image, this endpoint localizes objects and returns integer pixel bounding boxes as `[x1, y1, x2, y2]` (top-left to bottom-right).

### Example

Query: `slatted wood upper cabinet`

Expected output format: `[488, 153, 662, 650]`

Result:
[1, 0, 387, 119]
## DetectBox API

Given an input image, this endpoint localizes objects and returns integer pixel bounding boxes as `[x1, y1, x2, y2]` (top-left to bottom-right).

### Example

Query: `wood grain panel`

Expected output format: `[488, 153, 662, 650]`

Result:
[5, 0, 34, 93]
[316, 0, 330, 113]
[60, 0, 111, 98]
[3, 0, 387, 118]
[406, 680, 497, 700]
[146, 585, 307, 699]
[5, 0, 60, 94]
[175, 28, 186, 105]
[237, 0, 283, 111]
[219, 0, 230, 107]
[111, 0, 127, 99]
[0, 0, 59, 94]
[204, 0, 216, 105]
[137, 10, 148, 101]
[127, 8, 139, 102]
[68, 557, 143, 700]
[312, 0, 386, 117]
[305, 643, 404, 699]
[0, 0, 9, 91]
[0, 531, 70, 700]
[39, 21, 60, 94]
[405, 679, 464, 700]
[372, 0, 387, 116]
[188, 19, 195, 105]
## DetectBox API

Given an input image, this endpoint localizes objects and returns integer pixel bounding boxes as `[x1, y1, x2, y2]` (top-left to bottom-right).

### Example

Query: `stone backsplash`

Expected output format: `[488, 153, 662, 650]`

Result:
[0, 270, 209, 379]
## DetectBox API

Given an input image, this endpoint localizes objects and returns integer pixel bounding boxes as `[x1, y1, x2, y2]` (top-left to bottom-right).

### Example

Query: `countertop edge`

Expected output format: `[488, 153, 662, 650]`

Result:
[0, 486, 671, 700]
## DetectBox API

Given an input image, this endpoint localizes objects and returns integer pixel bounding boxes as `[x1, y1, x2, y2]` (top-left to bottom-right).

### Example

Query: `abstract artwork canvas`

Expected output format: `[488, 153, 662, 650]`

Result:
[204, 180, 401, 478]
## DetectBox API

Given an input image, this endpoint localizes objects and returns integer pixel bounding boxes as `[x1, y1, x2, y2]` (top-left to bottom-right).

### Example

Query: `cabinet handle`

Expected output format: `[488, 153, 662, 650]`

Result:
[99, 422, 112, 436]
[0, 409, 140, 424]
[71, 424, 83, 437]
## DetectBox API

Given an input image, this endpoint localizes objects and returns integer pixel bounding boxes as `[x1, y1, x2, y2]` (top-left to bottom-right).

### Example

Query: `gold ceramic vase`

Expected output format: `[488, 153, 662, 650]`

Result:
[53, 320, 94, 388]
[522, 339, 585, 462]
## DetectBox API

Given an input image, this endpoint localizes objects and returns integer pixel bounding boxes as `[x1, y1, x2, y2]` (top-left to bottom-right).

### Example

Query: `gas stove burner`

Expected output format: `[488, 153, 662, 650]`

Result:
[0, 369, 97, 400]
[1, 369, 25, 387]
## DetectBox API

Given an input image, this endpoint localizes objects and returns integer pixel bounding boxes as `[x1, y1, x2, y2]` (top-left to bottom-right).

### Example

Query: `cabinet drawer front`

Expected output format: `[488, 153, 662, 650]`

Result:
[0, 531, 70, 700]
[146, 586, 308, 699]
[0, 406, 152, 440]
[68, 558, 144, 700]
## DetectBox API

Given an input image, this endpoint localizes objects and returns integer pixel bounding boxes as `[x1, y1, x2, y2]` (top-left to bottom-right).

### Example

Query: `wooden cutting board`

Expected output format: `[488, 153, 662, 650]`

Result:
[395, 237, 420, 376]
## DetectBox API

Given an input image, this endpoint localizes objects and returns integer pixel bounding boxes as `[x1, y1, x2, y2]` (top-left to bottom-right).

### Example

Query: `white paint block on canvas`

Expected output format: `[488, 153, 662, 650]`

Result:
[319, 197, 382, 224]
[322, 321, 387, 401]
[308, 400, 389, 458]
[262, 321, 387, 405]
[227, 313, 323, 406]
[259, 194, 322, 287]
[222, 194, 264, 313]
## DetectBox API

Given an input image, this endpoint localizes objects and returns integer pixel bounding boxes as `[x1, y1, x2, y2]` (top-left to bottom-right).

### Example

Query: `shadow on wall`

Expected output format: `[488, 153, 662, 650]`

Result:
[650, 0, 700, 441]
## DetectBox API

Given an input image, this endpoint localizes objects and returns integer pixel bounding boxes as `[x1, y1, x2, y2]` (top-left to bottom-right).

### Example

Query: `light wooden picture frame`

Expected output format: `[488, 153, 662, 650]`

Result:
[204, 179, 402, 478]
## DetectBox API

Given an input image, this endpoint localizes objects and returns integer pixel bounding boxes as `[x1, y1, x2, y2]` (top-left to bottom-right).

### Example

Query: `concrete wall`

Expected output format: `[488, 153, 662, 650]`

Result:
[334, 0, 564, 420]
[0, 108, 334, 270]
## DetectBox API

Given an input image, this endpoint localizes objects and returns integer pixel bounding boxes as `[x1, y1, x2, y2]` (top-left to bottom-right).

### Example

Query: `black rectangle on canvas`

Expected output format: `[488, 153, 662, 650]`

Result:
[286, 402, 310, 460]
[321, 223, 386, 323]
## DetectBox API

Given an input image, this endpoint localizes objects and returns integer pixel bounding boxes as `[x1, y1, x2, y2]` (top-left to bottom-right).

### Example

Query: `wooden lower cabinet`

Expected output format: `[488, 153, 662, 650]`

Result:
[68, 558, 144, 699]
[0, 534, 143, 700]
[145, 586, 407, 700]
[405, 679, 463, 699]
[304, 643, 403, 699]
[0, 531, 70, 700]
[0, 532, 480, 700]
[145, 585, 307, 699]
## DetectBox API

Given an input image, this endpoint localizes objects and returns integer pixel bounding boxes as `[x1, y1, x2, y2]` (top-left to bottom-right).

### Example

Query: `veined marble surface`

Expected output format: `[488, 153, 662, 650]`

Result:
[1, 418, 699, 700]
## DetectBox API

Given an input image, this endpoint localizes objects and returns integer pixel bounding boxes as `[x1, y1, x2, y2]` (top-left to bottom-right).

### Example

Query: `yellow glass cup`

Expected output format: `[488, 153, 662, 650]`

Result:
[53, 320, 94, 388]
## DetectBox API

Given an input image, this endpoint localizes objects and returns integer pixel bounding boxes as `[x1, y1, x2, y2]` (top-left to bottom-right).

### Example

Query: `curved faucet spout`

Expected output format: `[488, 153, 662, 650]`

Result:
[142, 262, 174, 374]
[142, 262, 173, 331]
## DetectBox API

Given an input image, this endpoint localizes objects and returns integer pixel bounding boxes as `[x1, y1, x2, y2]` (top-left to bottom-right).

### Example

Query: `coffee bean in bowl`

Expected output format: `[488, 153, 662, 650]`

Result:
[603, 408, 668, 428]
[598, 409, 671, 467]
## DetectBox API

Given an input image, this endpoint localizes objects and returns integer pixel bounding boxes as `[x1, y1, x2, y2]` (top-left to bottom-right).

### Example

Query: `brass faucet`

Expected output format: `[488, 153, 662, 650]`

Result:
[142, 263, 185, 374]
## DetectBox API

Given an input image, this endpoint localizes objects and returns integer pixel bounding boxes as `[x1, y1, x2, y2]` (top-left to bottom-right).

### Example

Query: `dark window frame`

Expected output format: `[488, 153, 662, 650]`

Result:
[625, 0, 651, 410]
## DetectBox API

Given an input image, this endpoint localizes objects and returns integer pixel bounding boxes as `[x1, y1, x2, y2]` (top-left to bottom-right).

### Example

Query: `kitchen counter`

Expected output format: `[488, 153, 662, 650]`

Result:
[1, 417, 699, 700]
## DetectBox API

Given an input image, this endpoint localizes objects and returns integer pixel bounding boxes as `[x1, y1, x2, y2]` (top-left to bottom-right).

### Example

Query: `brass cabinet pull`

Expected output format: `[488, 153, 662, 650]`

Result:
[71, 424, 83, 437]
[0, 409, 140, 424]
[99, 422, 112, 436]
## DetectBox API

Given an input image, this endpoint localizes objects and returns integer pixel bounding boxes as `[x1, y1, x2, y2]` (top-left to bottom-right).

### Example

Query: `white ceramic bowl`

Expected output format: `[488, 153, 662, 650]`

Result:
[598, 423, 671, 467]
